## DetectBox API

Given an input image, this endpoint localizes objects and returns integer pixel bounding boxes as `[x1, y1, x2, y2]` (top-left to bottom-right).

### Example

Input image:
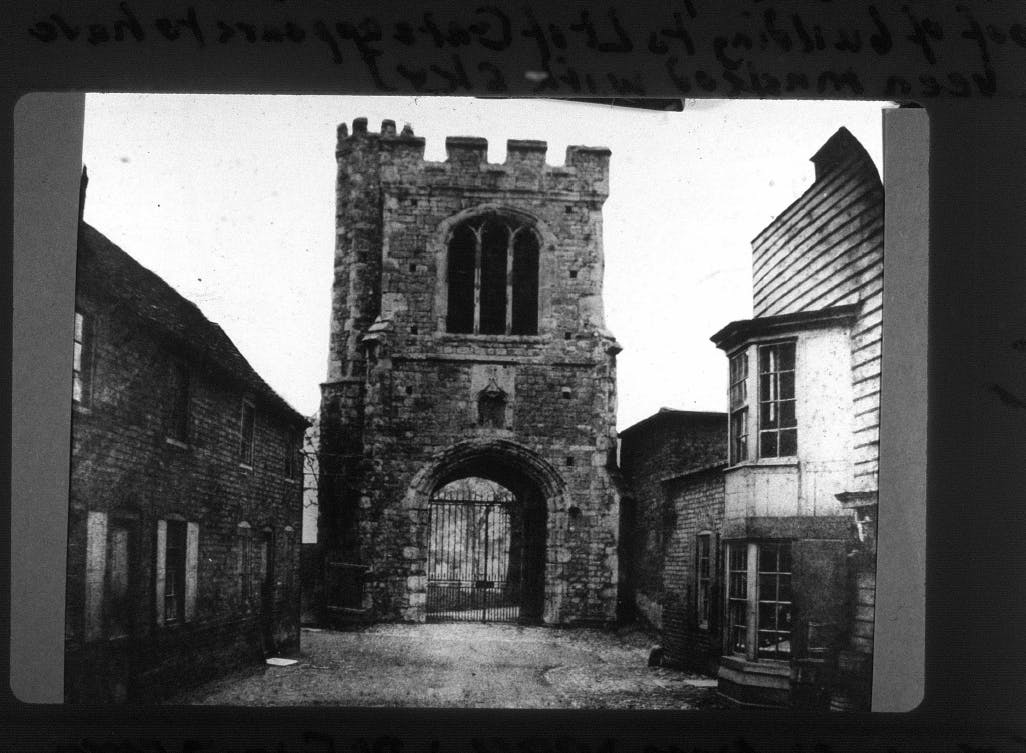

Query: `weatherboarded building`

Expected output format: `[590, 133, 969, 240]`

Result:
[709, 127, 882, 709]
[65, 218, 308, 703]
[317, 118, 624, 625]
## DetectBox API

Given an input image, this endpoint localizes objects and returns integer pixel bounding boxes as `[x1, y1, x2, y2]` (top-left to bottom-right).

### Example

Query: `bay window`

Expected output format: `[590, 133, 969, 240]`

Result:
[728, 352, 748, 464]
[726, 541, 793, 661]
[758, 342, 797, 458]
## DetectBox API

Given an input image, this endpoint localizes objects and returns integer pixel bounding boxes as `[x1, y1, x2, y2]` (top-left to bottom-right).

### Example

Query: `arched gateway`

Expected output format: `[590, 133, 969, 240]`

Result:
[317, 119, 623, 625]
[408, 440, 564, 623]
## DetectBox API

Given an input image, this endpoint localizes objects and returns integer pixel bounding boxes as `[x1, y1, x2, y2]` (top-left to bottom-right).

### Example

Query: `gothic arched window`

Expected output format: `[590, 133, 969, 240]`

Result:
[446, 215, 540, 335]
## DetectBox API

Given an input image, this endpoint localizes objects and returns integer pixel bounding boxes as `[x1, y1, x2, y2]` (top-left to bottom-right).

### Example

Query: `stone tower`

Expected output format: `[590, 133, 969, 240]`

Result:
[318, 117, 622, 624]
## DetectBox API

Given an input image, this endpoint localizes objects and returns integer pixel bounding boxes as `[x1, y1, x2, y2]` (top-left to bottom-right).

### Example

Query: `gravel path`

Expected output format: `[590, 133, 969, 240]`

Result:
[168, 624, 726, 709]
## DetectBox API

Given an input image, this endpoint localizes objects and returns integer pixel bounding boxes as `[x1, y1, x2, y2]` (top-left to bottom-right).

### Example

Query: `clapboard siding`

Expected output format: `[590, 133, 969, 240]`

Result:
[751, 128, 883, 496]
[758, 238, 883, 317]
[753, 164, 880, 286]
[754, 194, 883, 305]
[753, 155, 874, 278]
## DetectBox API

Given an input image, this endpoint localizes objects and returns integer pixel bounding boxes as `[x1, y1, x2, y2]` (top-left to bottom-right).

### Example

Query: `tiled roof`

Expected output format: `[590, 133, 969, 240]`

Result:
[77, 221, 308, 426]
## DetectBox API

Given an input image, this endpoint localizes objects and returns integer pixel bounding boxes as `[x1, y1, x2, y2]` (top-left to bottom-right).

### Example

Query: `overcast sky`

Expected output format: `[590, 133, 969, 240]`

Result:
[81, 95, 889, 430]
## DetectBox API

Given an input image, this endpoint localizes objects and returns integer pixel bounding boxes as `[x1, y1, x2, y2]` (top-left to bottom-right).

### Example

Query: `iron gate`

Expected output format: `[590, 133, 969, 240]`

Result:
[427, 490, 520, 622]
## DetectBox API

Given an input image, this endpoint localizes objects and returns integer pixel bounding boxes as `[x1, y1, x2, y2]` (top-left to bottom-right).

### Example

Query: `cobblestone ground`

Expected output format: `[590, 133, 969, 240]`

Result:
[168, 624, 727, 709]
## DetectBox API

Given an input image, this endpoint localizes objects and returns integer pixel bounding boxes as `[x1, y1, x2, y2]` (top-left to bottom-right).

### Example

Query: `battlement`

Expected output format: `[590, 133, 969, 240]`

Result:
[335, 118, 610, 193]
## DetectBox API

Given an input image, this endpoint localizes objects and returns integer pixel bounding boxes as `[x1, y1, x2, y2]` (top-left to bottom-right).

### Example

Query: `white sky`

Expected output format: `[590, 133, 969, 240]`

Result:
[81, 95, 888, 431]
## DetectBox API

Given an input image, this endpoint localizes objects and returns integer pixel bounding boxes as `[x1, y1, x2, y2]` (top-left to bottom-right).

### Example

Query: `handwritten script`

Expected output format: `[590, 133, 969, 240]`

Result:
[24, 2, 1026, 98]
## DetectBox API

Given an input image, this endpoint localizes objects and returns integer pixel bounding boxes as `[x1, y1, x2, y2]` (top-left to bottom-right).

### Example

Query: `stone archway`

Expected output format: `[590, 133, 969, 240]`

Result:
[406, 439, 568, 624]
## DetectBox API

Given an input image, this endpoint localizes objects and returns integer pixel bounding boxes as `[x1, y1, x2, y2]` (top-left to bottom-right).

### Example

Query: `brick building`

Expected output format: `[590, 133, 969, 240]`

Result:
[317, 118, 623, 625]
[617, 409, 725, 636]
[65, 215, 308, 703]
[709, 127, 882, 708]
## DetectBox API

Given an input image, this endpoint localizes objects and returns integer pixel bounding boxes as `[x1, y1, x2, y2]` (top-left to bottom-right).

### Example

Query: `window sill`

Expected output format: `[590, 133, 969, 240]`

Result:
[719, 654, 791, 675]
[725, 458, 799, 471]
[436, 333, 544, 344]
[165, 437, 190, 450]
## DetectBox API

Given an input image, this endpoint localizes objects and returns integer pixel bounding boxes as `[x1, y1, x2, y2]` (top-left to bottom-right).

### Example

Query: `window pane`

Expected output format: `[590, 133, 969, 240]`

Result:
[778, 574, 792, 602]
[74, 311, 84, 340]
[73, 377, 82, 402]
[446, 224, 476, 333]
[73, 341, 83, 371]
[760, 401, 777, 428]
[729, 542, 747, 572]
[759, 346, 773, 372]
[759, 544, 778, 572]
[511, 229, 539, 335]
[479, 221, 508, 334]
[759, 573, 778, 601]
[779, 400, 796, 428]
[760, 431, 778, 457]
[779, 371, 795, 400]
[779, 429, 798, 456]
[779, 343, 796, 370]
[759, 602, 778, 629]
[779, 545, 792, 572]
[760, 373, 774, 402]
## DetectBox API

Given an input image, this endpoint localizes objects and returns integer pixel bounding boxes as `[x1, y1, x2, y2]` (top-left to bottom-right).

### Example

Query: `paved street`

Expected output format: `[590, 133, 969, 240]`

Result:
[168, 624, 725, 709]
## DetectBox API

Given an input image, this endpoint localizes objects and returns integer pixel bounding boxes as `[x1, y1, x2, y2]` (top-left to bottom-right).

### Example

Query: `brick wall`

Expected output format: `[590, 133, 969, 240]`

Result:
[661, 466, 725, 674]
[618, 410, 725, 629]
[66, 275, 304, 703]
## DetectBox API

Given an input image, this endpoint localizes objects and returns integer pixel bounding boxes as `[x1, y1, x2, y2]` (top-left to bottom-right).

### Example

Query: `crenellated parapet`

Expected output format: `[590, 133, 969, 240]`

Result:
[335, 118, 610, 198]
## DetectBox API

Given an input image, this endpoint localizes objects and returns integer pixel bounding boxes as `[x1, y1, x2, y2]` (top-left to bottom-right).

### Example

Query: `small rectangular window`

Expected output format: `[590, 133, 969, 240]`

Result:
[696, 533, 712, 629]
[163, 521, 187, 624]
[166, 360, 190, 442]
[728, 351, 748, 464]
[758, 342, 797, 458]
[240, 401, 255, 465]
[73, 310, 93, 405]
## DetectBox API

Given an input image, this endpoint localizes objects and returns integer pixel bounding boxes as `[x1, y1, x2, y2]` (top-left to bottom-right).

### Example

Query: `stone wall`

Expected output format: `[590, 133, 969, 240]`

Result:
[319, 118, 623, 624]
[66, 278, 304, 703]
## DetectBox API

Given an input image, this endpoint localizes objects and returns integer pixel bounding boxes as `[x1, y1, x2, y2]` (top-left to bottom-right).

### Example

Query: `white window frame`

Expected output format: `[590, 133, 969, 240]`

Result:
[757, 341, 797, 459]
[73, 309, 93, 406]
[155, 519, 198, 627]
[239, 400, 256, 467]
[728, 350, 749, 465]
[725, 540, 793, 662]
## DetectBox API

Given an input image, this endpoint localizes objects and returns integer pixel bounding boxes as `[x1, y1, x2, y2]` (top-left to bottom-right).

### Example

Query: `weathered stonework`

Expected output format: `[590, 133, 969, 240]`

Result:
[318, 118, 623, 624]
